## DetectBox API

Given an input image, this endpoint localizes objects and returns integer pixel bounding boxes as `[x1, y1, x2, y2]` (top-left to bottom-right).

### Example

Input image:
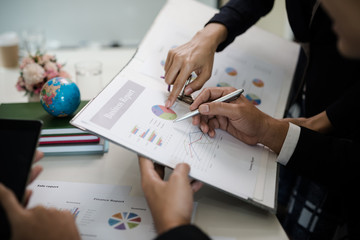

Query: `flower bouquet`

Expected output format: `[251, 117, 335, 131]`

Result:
[16, 51, 71, 98]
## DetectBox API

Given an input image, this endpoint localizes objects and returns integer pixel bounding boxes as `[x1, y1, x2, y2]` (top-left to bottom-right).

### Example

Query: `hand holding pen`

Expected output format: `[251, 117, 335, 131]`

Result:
[174, 88, 244, 122]
[187, 87, 288, 154]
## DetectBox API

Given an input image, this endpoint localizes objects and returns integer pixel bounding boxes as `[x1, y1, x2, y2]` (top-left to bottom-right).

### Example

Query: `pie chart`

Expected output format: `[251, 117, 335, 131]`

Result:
[252, 78, 264, 87]
[216, 82, 231, 87]
[225, 67, 237, 76]
[152, 105, 177, 120]
[246, 93, 261, 105]
[108, 212, 141, 230]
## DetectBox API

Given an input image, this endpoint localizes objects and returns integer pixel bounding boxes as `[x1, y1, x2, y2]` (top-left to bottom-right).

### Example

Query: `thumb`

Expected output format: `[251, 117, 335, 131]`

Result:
[198, 102, 239, 119]
[186, 71, 211, 94]
[0, 183, 23, 223]
[173, 163, 191, 178]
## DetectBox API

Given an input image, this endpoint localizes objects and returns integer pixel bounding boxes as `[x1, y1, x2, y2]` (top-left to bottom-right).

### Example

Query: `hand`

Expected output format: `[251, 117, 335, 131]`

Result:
[24, 150, 44, 206]
[283, 110, 333, 133]
[191, 87, 289, 154]
[0, 183, 81, 240]
[164, 23, 227, 108]
[138, 156, 203, 234]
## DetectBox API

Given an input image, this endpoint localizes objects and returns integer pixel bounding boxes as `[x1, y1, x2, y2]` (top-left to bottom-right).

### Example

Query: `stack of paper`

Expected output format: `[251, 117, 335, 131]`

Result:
[0, 101, 109, 156]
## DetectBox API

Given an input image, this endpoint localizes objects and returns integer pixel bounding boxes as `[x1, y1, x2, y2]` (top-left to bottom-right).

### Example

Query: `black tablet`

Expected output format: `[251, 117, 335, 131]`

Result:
[0, 118, 43, 239]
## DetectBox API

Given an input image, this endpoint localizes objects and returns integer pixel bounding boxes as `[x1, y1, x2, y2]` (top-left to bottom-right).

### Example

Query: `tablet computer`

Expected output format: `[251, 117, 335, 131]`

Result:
[0, 119, 43, 239]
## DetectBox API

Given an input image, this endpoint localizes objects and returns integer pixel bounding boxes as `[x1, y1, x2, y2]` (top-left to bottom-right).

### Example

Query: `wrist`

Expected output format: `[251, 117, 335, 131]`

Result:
[260, 117, 288, 154]
[196, 23, 227, 52]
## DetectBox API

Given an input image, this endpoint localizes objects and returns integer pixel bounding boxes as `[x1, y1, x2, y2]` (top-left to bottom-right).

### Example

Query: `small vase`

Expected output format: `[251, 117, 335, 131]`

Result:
[28, 93, 40, 102]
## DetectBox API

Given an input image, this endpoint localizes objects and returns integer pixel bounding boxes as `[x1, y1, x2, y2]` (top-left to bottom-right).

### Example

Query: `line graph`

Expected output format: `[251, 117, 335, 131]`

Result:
[171, 127, 223, 172]
[185, 130, 215, 161]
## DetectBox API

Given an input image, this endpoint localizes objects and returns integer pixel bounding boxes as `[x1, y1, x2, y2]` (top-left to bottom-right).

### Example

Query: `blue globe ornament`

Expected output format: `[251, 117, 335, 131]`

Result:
[40, 77, 81, 117]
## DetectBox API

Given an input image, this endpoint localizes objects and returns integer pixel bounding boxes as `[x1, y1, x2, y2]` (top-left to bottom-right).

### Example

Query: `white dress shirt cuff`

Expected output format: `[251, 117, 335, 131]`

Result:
[277, 122, 301, 166]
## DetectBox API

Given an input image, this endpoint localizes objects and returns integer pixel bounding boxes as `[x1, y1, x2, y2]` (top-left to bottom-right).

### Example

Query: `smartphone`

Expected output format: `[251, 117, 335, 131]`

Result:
[0, 119, 43, 240]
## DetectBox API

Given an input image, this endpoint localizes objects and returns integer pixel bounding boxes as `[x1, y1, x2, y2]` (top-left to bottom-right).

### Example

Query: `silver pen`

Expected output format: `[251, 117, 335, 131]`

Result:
[173, 88, 244, 123]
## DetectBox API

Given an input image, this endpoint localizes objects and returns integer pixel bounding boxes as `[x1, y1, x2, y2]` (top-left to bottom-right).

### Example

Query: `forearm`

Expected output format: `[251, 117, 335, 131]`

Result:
[283, 111, 333, 133]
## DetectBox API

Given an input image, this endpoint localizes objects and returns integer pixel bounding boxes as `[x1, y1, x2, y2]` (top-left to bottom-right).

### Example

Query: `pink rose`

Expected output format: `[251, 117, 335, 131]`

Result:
[19, 57, 35, 69]
[22, 63, 45, 90]
[58, 70, 71, 79]
[44, 61, 58, 72]
[41, 54, 55, 62]
[15, 77, 25, 91]
[46, 70, 59, 80]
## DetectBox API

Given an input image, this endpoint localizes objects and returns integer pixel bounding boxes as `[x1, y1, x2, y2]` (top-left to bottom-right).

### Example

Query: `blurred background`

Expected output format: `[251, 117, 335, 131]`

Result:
[0, 0, 291, 52]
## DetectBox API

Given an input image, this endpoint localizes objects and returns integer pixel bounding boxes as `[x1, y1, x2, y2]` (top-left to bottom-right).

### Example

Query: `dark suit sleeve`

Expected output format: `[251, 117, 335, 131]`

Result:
[286, 127, 359, 190]
[326, 81, 360, 138]
[207, 0, 275, 51]
[155, 224, 211, 240]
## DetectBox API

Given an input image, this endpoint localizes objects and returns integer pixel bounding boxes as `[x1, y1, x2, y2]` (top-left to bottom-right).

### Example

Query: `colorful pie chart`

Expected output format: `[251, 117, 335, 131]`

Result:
[225, 67, 237, 76]
[252, 78, 264, 87]
[216, 82, 231, 87]
[152, 105, 177, 120]
[246, 93, 261, 105]
[108, 212, 141, 230]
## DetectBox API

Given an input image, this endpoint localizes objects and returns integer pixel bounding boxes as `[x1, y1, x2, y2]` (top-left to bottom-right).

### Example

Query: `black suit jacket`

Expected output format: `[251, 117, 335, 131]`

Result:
[156, 1, 360, 239]
[208, 0, 360, 118]
[155, 225, 210, 240]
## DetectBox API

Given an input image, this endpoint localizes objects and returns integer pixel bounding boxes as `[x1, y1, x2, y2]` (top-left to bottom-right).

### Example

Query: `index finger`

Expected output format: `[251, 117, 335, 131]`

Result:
[190, 87, 236, 110]
[165, 68, 193, 108]
[34, 150, 44, 163]
[0, 183, 23, 223]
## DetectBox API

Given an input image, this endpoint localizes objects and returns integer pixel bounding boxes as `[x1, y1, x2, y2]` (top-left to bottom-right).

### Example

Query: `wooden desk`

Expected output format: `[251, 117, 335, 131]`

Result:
[0, 48, 288, 240]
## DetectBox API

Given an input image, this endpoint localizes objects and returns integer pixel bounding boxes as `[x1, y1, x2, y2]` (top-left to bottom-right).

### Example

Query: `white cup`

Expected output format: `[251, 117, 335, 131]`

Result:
[75, 61, 102, 100]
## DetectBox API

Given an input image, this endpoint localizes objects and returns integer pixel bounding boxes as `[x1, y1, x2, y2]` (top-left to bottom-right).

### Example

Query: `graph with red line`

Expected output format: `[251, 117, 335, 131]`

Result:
[169, 128, 224, 172]
[186, 130, 214, 161]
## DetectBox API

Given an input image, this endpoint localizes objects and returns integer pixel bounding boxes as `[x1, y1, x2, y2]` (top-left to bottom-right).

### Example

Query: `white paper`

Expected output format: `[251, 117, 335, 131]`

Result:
[27, 180, 198, 240]
[71, 0, 300, 212]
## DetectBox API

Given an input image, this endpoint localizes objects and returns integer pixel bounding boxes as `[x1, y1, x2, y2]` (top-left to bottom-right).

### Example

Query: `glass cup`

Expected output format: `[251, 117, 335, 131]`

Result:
[21, 29, 46, 56]
[75, 61, 102, 100]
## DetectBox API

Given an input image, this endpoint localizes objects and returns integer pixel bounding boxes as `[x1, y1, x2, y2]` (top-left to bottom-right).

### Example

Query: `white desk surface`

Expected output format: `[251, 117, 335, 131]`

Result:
[0, 48, 288, 240]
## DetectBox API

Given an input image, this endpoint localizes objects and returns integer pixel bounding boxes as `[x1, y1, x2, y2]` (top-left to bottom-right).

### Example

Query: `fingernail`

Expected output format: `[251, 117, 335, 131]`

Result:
[165, 100, 171, 108]
[199, 104, 209, 113]
[184, 87, 192, 95]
